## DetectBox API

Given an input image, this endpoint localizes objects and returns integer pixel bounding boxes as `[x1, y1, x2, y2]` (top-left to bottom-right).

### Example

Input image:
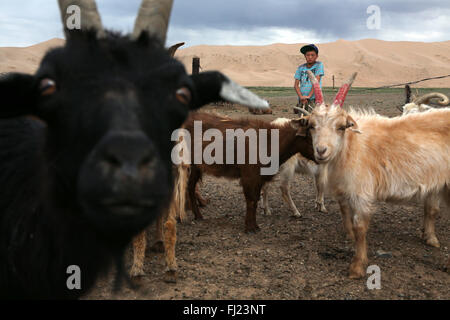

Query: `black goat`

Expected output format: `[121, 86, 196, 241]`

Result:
[0, 0, 268, 299]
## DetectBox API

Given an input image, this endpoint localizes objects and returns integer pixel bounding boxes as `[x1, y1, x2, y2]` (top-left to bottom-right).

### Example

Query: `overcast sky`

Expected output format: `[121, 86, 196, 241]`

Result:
[0, 0, 449, 47]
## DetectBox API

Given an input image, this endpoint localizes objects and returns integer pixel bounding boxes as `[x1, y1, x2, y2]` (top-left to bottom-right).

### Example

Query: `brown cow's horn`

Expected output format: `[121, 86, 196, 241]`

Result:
[132, 0, 174, 44]
[58, 0, 105, 38]
[413, 92, 450, 106]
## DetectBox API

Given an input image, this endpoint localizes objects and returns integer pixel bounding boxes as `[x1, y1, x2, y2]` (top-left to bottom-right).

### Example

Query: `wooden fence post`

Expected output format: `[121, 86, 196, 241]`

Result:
[192, 57, 200, 75]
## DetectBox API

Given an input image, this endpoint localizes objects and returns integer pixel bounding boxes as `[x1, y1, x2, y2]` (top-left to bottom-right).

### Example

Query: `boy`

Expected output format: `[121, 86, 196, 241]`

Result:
[294, 44, 324, 113]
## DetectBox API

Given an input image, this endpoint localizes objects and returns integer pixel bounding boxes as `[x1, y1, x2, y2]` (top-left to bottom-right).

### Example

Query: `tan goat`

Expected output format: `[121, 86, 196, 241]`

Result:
[130, 163, 187, 283]
[300, 70, 450, 278]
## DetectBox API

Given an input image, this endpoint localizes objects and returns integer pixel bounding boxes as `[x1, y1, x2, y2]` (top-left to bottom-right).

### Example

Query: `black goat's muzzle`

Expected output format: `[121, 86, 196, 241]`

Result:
[77, 130, 171, 235]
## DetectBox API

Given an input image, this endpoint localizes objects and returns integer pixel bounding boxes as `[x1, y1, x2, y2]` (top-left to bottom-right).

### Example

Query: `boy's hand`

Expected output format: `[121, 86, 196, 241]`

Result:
[300, 96, 309, 105]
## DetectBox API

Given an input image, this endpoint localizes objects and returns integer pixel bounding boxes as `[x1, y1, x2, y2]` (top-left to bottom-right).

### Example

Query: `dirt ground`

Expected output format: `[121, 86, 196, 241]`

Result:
[85, 88, 450, 300]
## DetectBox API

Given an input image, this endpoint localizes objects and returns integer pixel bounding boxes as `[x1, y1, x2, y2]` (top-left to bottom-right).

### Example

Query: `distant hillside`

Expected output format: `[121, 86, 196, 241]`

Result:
[175, 39, 450, 88]
[0, 38, 64, 75]
[1, 38, 449, 88]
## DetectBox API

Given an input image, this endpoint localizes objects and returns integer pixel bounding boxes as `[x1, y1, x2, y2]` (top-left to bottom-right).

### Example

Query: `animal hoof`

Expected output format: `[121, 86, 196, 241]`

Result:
[197, 198, 209, 207]
[150, 240, 165, 253]
[315, 202, 328, 213]
[194, 215, 204, 220]
[245, 225, 260, 234]
[349, 265, 365, 279]
[164, 270, 177, 283]
[264, 208, 272, 216]
[178, 216, 189, 224]
[349, 259, 366, 279]
[292, 212, 302, 218]
[130, 266, 145, 278]
[425, 236, 440, 248]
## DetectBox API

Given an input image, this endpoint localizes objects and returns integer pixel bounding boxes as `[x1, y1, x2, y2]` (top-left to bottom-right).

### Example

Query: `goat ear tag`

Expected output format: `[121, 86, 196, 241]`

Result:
[346, 115, 362, 133]
[346, 115, 358, 129]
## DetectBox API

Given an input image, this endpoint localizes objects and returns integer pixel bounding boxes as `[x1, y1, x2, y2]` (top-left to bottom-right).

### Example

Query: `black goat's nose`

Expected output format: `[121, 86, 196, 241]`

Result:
[316, 146, 327, 156]
[98, 131, 155, 176]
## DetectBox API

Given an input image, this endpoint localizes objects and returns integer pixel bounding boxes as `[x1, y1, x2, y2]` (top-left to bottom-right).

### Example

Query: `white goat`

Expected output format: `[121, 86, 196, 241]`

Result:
[260, 118, 327, 217]
[402, 92, 449, 115]
[301, 70, 450, 279]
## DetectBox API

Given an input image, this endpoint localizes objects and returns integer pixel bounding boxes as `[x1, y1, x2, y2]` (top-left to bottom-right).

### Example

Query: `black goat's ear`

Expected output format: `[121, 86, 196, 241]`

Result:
[189, 71, 269, 111]
[0, 73, 37, 118]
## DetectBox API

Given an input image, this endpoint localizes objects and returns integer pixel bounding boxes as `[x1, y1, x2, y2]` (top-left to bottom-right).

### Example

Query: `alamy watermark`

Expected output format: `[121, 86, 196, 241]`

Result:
[65, 5, 81, 31]
[366, 265, 381, 290]
[66, 265, 81, 290]
[171, 121, 280, 175]
[366, 5, 381, 30]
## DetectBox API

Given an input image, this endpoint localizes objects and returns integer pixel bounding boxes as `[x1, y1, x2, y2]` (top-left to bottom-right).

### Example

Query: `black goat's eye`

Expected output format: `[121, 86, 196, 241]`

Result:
[176, 87, 191, 105]
[39, 78, 56, 96]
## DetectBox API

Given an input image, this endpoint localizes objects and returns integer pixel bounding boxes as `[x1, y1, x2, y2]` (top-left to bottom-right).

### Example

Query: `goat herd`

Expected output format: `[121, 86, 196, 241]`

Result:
[0, 0, 448, 299]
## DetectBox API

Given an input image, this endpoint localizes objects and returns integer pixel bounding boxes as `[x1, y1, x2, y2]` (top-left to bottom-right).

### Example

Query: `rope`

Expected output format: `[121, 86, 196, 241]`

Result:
[367, 74, 450, 90]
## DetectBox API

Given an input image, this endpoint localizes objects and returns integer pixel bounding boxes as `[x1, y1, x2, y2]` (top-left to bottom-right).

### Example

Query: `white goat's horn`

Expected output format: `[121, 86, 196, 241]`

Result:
[306, 70, 324, 106]
[58, 0, 105, 38]
[132, 0, 174, 44]
[331, 72, 357, 108]
[293, 106, 311, 116]
[413, 92, 449, 106]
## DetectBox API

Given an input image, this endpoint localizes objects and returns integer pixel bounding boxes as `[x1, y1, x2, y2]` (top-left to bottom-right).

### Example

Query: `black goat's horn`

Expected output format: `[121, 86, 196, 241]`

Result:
[58, 0, 105, 38]
[132, 0, 174, 44]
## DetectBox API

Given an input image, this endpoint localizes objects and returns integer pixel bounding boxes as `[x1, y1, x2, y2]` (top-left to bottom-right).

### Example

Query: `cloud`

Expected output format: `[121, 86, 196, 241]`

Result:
[167, 0, 450, 45]
[0, 0, 449, 47]
[166, 26, 331, 46]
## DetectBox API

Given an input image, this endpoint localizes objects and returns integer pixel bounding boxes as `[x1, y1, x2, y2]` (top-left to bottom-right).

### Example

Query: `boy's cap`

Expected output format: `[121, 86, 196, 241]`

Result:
[300, 44, 318, 54]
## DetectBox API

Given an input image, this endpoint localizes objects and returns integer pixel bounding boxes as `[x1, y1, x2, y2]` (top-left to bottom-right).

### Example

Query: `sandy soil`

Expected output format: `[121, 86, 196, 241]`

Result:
[2, 38, 450, 87]
[84, 89, 450, 300]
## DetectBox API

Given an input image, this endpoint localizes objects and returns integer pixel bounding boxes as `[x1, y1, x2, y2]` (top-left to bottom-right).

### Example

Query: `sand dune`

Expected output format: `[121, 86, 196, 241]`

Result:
[1, 38, 449, 87]
[0, 38, 64, 75]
